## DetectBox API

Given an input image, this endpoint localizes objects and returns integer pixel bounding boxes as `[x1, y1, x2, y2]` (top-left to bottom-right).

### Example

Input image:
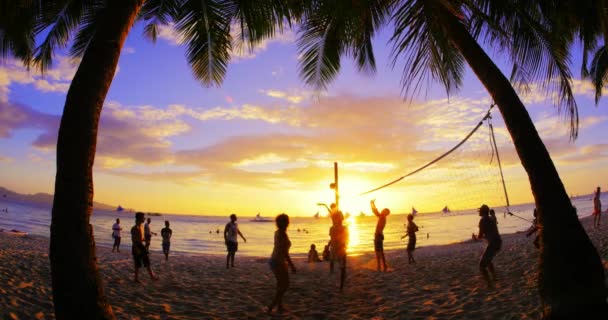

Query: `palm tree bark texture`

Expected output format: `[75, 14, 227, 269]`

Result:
[433, 1, 608, 318]
[50, 0, 144, 319]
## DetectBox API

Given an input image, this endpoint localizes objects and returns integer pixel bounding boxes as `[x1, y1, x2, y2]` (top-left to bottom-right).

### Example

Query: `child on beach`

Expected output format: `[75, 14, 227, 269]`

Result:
[322, 241, 331, 261]
[593, 186, 602, 227]
[401, 214, 419, 264]
[308, 244, 322, 262]
[224, 214, 247, 269]
[131, 212, 158, 282]
[371, 199, 390, 271]
[329, 211, 348, 290]
[475, 204, 502, 288]
[161, 221, 173, 261]
[268, 213, 297, 314]
[112, 218, 122, 252]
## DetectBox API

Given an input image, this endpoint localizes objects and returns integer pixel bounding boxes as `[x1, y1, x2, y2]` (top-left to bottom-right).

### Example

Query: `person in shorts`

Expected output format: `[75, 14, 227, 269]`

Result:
[475, 204, 502, 288]
[131, 212, 158, 282]
[224, 214, 247, 269]
[329, 211, 348, 290]
[401, 214, 419, 264]
[161, 221, 173, 261]
[371, 199, 390, 271]
[112, 218, 122, 252]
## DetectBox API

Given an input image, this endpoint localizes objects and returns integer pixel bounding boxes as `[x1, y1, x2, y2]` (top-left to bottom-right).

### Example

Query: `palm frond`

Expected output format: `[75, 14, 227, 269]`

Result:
[296, 0, 390, 89]
[175, 0, 232, 86]
[140, 0, 181, 44]
[589, 45, 608, 104]
[0, 0, 38, 65]
[69, 1, 105, 59]
[33, 0, 89, 71]
[298, 17, 343, 90]
[390, 0, 465, 98]
[467, 0, 579, 138]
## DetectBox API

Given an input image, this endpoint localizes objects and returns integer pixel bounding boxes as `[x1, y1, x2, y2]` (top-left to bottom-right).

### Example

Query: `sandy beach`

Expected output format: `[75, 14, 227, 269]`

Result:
[2, 215, 608, 320]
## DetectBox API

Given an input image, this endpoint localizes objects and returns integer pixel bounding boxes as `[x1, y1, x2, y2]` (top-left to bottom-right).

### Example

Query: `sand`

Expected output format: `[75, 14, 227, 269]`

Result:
[2, 216, 608, 320]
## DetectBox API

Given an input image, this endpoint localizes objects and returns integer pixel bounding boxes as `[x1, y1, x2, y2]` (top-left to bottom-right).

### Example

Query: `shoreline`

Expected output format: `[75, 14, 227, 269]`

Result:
[2, 215, 607, 319]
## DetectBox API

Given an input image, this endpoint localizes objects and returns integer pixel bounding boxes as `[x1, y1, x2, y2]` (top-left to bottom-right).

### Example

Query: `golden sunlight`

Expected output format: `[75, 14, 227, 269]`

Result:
[344, 214, 360, 253]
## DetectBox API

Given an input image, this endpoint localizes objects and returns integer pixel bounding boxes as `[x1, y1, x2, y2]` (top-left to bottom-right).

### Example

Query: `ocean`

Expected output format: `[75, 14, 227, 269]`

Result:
[0, 195, 600, 257]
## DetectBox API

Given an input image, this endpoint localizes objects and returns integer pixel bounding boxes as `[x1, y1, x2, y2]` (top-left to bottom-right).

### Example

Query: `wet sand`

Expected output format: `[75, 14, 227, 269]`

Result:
[2, 215, 608, 319]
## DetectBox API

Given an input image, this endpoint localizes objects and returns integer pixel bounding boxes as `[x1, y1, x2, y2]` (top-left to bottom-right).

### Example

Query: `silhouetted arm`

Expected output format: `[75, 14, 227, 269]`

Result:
[371, 200, 380, 217]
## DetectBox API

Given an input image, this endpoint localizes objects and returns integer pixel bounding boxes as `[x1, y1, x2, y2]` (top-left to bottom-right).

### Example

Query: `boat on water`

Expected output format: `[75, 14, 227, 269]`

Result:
[250, 213, 273, 222]
[411, 207, 418, 216]
[442, 206, 451, 214]
[116, 205, 124, 212]
[313, 211, 320, 219]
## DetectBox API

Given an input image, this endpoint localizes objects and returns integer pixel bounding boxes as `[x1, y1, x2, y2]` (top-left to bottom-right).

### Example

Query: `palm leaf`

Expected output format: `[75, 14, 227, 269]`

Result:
[589, 45, 608, 104]
[296, 0, 391, 89]
[70, 1, 105, 59]
[0, 0, 38, 65]
[390, 0, 465, 98]
[466, 0, 580, 138]
[298, 16, 343, 90]
[175, 0, 232, 86]
[33, 0, 89, 71]
[140, 0, 181, 44]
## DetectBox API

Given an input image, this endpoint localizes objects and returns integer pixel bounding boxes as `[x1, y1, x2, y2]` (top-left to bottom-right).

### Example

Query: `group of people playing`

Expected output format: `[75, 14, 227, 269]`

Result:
[114, 199, 507, 313]
[111, 214, 173, 282]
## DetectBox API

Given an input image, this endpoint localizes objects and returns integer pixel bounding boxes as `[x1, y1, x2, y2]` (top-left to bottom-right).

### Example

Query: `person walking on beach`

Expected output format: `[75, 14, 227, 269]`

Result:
[401, 214, 419, 264]
[161, 221, 173, 261]
[371, 199, 390, 271]
[329, 211, 348, 290]
[593, 186, 602, 227]
[267, 213, 297, 314]
[131, 212, 158, 282]
[224, 214, 247, 269]
[474, 204, 502, 288]
[144, 218, 157, 250]
[112, 218, 123, 252]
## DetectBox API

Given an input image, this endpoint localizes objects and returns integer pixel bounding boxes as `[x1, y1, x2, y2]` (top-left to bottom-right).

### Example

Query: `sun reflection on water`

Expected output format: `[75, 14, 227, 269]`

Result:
[344, 215, 360, 254]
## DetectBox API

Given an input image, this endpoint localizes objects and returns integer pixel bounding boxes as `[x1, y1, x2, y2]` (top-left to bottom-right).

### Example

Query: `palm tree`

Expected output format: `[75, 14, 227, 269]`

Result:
[296, 0, 607, 318]
[1, 0, 293, 318]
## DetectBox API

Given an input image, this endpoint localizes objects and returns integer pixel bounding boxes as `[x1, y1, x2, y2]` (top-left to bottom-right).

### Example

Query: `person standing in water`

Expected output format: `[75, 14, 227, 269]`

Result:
[144, 218, 157, 251]
[474, 204, 502, 288]
[329, 211, 348, 290]
[371, 199, 390, 271]
[224, 214, 247, 269]
[112, 218, 122, 252]
[267, 213, 296, 314]
[401, 214, 419, 264]
[161, 221, 173, 261]
[593, 186, 602, 227]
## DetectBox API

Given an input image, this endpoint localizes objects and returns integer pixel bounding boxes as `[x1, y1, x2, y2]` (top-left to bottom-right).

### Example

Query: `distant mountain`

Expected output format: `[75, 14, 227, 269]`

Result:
[0, 186, 115, 211]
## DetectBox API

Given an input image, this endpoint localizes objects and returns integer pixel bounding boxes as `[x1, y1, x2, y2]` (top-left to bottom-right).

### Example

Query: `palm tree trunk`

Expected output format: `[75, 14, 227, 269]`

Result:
[435, 2, 608, 319]
[50, 0, 144, 318]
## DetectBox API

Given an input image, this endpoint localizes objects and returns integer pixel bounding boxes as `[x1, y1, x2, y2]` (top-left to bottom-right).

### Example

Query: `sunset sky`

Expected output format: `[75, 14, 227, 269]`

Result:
[1, 23, 607, 217]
